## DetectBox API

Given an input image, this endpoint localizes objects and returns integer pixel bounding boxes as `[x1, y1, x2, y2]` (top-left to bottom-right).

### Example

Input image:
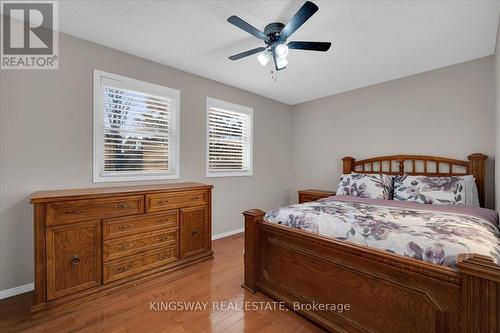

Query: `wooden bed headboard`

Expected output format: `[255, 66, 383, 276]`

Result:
[342, 153, 488, 207]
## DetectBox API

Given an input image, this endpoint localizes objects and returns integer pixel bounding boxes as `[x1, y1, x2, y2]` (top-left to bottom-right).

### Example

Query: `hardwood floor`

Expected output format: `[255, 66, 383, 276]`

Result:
[0, 234, 325, 333]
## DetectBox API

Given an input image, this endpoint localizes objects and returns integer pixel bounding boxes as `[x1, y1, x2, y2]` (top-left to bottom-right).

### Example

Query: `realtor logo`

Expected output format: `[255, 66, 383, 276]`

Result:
[1, 1, 58, 69]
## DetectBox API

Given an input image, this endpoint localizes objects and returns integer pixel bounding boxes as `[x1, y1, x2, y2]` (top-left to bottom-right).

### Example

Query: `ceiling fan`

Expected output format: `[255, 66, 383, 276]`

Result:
[227, 1, 331, 71]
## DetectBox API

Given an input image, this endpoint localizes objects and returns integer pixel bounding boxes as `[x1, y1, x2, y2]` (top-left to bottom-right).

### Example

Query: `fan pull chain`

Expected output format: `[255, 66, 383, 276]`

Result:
[270, 70, 278, 83]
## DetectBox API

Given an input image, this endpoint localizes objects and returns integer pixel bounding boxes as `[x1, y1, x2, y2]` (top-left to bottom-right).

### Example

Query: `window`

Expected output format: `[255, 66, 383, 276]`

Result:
[206, 97, 253, 177]
[93, 70, 180, 182]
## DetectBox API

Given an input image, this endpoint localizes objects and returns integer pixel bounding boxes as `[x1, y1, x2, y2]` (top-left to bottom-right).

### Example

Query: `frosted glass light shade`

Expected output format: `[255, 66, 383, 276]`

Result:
[276, 56, 288, 69]
[257, 51, 271, 66]
[275, 44, 289, 58]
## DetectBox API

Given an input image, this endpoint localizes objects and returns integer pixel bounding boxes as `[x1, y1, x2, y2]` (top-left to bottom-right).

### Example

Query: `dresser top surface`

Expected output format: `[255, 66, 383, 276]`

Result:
[31, 182, 213, 203]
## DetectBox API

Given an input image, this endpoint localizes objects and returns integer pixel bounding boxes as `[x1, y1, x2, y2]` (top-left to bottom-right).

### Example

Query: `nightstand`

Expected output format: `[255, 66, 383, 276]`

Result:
[298, 189, 336, 204]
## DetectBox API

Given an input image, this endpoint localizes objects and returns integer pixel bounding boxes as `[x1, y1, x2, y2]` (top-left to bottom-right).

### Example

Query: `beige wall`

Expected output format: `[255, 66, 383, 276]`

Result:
[290, 56, 496, 208]
[0, 33, 293, 291]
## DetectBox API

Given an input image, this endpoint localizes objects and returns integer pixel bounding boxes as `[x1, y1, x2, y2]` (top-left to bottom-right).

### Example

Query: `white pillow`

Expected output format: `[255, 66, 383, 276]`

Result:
[336, 173, 393, 200]
[462, 175, 480, 207]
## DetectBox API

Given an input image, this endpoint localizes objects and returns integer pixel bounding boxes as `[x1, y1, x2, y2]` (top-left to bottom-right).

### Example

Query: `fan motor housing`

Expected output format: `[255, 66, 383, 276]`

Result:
[264, 22, 285, 39]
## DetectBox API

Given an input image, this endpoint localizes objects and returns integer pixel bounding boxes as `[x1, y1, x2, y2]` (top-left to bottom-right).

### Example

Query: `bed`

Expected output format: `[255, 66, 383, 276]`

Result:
[242, 153, 500, 333]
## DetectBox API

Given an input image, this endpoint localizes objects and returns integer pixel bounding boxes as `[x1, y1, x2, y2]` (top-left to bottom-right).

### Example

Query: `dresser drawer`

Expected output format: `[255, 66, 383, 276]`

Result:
[103, 229, 178, 261]
[145, 190, 207, 212]
[103, 247, 178, 283]
[103, 211, 178, 240]
[46, 195, 144, 226]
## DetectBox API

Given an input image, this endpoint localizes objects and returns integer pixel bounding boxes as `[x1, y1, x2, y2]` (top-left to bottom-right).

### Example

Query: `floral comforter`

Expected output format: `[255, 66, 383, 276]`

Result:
[264, 196, 500, 268]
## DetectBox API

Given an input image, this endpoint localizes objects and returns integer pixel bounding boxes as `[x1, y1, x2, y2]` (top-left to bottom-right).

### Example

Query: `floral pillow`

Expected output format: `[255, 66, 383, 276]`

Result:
[336, 173, 393, 200]
[393, 174, 465, 205]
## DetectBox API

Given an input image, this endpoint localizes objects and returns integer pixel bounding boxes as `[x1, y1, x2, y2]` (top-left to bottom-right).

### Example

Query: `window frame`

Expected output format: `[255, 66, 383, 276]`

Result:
[93, 69, 180, 183]
[206, 97, 253, 178]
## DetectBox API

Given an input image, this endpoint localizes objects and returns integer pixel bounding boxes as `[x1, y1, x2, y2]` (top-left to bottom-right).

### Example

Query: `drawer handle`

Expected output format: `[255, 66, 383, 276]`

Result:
[159, 254, 168, 260]
[191, 230, 198, 237]
[116, 203, 131, 209]
[118, 224, 133, 231]
[117, 265, 131, 272]
[117, 243, 133, 251]
[71, 255, 80, 265]
[158, 218, 171, 223]
[190, 196, 200, 201]
[156, 236, 168, 242]
[65, 209, 86, 215]
[157, 200, 169, 205]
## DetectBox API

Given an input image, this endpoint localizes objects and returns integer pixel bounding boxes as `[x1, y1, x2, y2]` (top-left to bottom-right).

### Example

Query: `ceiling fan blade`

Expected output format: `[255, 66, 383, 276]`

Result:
[227, 15, 267, 40]
[288, 41, 331, 52]
[228, 47, 267, 60]
[280, 1, 319, 40]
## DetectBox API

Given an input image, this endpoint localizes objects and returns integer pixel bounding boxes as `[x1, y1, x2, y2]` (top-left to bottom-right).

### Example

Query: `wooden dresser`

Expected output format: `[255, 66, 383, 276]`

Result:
[30, 183, 213, 313]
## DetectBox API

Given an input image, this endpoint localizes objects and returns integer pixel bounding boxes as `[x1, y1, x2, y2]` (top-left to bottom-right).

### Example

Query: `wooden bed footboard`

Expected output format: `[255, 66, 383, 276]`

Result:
[243, 209, 500, 333]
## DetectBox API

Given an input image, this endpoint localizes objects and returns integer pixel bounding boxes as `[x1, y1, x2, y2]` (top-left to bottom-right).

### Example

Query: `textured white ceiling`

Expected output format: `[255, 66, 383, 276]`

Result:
[56, 0, 500, 105]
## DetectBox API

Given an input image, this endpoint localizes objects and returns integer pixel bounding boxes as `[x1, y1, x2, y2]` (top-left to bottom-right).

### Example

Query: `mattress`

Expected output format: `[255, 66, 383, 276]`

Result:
[264, 195, 500, 268]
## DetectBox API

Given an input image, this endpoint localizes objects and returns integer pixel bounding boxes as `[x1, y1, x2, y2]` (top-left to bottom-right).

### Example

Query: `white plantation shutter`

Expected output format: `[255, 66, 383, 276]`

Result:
[207, 98, 253, 177]
[94, 70, 180, 182]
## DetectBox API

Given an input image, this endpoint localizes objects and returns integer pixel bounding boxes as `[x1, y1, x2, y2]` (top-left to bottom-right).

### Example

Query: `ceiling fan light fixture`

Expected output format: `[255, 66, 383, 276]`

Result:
[227, 1, 331, 73]
[276, 56, 288, 70]
[275, 44, 289, 58]
[257, 51, 271, 66]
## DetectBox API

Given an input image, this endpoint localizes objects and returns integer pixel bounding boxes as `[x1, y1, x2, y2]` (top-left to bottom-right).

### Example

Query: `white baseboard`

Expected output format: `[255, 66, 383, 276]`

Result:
[0, 282, 34, 299]
[0, 230, 244, 299]
[212, 227, 244, 240]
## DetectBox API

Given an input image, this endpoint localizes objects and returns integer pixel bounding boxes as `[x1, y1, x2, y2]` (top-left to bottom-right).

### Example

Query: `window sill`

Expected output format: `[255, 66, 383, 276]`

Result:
[206, 171, 253, 178]
[93, 173, 180, 183]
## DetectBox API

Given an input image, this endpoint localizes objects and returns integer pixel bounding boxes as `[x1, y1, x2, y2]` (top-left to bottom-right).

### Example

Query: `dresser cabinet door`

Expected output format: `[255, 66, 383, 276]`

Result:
[180, 206, 209, 258]
[46, 221, 102, 300]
